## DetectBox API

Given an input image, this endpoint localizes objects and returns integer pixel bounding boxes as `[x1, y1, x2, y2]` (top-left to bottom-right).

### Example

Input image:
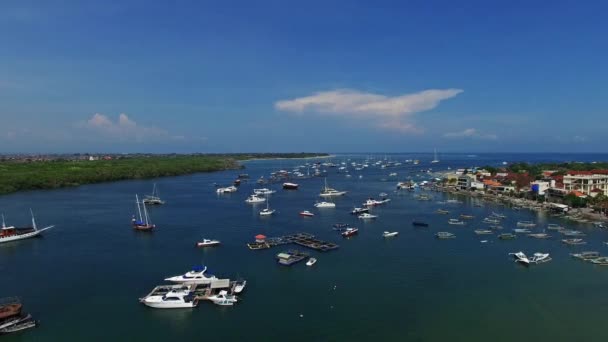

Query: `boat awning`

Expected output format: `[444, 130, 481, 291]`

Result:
[210, 279, 230, 289]
[255, 234, 266, 239]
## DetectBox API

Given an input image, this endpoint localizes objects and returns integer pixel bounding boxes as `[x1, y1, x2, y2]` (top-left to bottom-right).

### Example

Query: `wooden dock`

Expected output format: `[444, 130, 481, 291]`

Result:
[247, 232, 339, 252]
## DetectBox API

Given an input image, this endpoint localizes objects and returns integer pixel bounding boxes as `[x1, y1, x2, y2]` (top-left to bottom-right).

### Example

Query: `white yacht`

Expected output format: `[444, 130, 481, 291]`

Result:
[314, 202, 336, 208]
[319, 178, 347, 197]
[358, 213, 378, 219]
[140, 286, 198, 309]
[245, 194, 266, 204]
[196, 239, 221, 247]
[216, 186, 237, 194]
[164, 266, 219, 284]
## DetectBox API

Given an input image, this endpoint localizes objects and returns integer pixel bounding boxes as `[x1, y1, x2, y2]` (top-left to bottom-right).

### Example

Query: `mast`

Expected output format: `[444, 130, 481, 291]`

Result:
[1, 214, 5, 229]
[143, 201, 150, 226]
[30, 209, 37, 231]
[136, 194, 143, 222]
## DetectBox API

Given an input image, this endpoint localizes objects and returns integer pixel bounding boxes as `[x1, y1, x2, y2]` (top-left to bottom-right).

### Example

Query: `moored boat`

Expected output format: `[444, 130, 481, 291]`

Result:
[0, 298, 22, 320]
[208, 290, 238, 306]
[0, 212, 54, 244]
[527, 233, 550, 239]
[245, 194, 266, 204]
[196, 239, 221, 247]
[283, 182, 299, 190]
[314, 201, 336, 208]
[412, 221, 429, 227]
[319, 178, 347, 197]
[351, 207, 369, 215]
[570, 251, 600, 260]
[436, 209, 449, 215]
[517, 221, 537, 228]
[435, 232, 455, 239]
[562, 238, 586, 245]
[341, 228, 359, 237]
[139, 285, 198, 309]
[164, 266, 219, 284]
[499, 233, 517, 240]
[306, 257, 317, 266]
[143, 183, 165, 205]
[299, 210, 314, 217]
[358, 213, 377, 220]
[132, 195, 155, 231]
[276, 250, 309, 266]
[474, 229, 493, 235]
[382, 231, 398, 237]
[448, 219, 465, 225]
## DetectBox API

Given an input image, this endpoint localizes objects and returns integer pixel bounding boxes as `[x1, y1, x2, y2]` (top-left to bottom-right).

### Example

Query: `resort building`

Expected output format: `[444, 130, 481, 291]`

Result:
[562, 170, 608, 196]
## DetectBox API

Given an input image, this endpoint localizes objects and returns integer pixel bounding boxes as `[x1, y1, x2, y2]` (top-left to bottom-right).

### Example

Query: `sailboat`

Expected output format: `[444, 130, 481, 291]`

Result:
[431, 148, 439, 164]
[143, 183, 165, 205]
[259, 196, 275, 216]
[132, 194, 155, 231]
[0, 210, 54, 244]
[319, 178, 347, 197]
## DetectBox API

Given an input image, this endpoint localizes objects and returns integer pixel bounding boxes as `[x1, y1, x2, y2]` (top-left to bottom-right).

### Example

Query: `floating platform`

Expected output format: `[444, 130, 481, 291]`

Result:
[248, 232, 339, 252]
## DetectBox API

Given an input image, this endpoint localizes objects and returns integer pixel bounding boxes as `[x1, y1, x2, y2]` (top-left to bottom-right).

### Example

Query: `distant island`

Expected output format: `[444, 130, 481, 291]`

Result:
[0, 153, 329, 195]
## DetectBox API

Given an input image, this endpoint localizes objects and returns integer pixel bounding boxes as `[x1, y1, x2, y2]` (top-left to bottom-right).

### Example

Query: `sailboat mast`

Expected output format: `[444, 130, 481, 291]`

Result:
[1, 214, 5, 229]
[136, 194, 143, 222]
[30, 209, 37, 231]
[143, 201, 150, 226]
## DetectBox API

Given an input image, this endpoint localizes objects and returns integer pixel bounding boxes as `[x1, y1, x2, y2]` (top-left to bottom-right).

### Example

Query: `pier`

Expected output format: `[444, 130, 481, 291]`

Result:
[247, 232, 339, 251]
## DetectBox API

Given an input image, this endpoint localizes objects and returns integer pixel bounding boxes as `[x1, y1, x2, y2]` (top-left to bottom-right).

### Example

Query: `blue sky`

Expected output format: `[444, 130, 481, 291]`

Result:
[1, 0, 606, 153]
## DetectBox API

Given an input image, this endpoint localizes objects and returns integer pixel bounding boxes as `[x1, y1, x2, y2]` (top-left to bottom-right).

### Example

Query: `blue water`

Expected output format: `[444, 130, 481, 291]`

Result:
[1, 153, 608, 341]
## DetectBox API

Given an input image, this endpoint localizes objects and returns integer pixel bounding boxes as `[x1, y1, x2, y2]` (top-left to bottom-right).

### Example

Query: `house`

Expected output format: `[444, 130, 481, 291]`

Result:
[457, 174, 477, 190]
[530, 180, 554, 196]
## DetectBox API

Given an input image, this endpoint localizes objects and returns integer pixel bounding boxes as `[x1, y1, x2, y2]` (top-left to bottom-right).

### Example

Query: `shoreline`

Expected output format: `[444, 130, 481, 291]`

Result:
[240, 154, 335, 162]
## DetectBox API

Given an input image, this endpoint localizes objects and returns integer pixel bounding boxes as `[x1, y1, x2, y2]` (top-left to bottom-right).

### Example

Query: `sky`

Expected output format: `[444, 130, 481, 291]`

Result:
[1, 0, 607, 153]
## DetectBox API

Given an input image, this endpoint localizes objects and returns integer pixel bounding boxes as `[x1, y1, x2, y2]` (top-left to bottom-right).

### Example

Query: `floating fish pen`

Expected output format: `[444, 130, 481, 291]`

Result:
[276, 250, 309, 266]
[247, 232, 339, 252]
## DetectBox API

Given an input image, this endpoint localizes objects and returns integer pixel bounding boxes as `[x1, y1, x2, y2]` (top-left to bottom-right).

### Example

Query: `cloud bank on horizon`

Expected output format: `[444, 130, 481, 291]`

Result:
[275, 88, 463, 132]
[444, 128, 498, 140]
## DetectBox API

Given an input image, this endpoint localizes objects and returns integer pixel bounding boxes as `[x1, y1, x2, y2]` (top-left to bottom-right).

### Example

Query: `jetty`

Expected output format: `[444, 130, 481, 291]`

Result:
[247, 232, 339, 251]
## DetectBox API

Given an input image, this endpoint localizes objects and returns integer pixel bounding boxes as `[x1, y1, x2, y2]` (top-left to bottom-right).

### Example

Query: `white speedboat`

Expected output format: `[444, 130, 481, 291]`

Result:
[299, 210, 315, 217]
[164, 266, 218, 284]
[314, 202, 336, 208]
[140, 286, 198, 309]
[319, 178, 347, 197]
[383, 231, 398, 237]
[253, 188, 275, 195]
[351, 207, 369, 215]
[245, 195, 266, 203]
[208, 290, 238, 306]
[358, 213, 377, 219]
[0, 212, 54, 244]
[306, 257, 317, 266]
[196, 239, 220, 247]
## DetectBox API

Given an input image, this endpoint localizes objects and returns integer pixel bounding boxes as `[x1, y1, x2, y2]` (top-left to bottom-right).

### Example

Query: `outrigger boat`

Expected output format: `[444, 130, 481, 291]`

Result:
[562, 238, 586, 245]
[0, 211, 54, 244]
[132, 195, 155, 231]
[570, 251, 600, 260]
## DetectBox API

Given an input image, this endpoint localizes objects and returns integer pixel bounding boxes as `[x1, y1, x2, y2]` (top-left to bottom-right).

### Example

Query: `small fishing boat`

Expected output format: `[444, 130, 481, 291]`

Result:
[517, 221, 537, 228]
[314, 201, 336, 208]
[460, 214, 475, 219]
[0, 318, 38, 334]
[491, 212, 506, 219]
[529, 253, 552, 264]
[513, 228, 532, 234]
[589, 257, 608, 265]
[561, 230, 586, 237]
[341, 228, 359, 237]
[474, 229, 493, 235]
[448, 219, 465, 225]
[547, 224, 565, 231]
[436, 209, 449, 215]
[282, 182, 299, 190]
[499, 233, 517, 240]
[483, 218, 501, 224]
[299, 210, 314, 217]
[232, 280, 247, 294]
[358, 213, 377, 220]
[132, 195, 155, 231]
[435, 232, 455, 239]
[208, 290, 238, 306]
[379, 192, 389, 197]
[570, 251, 600, 260]
[196, 239, 221, 247]
[382, 231, 398, 237]
[509, 251, 527, 261]
[527, 233, 550, 239]
[351, 207, 369, 215]
[562, 238, 586, 245]
[0, 313, 31, 330]
[412, 221, 429, 227]
[306, 257, 317, 266]
[165, 266, 218, 284]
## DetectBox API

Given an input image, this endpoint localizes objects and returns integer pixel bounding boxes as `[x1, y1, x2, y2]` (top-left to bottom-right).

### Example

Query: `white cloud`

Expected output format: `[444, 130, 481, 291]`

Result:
[275, 88, 463, 132]
[81, 113, 205, 143]
[573, 135, 587, 143]
[444, 128, 497, 140]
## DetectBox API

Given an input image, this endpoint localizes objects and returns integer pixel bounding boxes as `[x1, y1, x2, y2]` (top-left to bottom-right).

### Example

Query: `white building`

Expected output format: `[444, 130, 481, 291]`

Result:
[563, 171, 608, 196]
[530, 180, 554, 196]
